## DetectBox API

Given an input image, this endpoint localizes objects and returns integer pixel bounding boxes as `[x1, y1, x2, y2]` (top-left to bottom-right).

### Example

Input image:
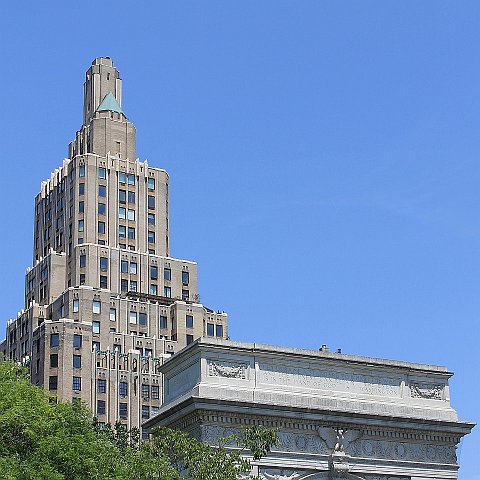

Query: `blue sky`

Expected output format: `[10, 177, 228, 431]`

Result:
[0, 1, 478, 476]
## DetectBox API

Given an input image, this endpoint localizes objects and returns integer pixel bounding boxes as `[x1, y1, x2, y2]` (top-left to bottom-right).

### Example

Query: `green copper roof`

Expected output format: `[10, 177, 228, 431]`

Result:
[96, 92, 124, 114]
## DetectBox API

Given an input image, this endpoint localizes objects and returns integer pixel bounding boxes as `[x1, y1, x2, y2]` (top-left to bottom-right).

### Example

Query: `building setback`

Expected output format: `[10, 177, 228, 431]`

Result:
[0, 57, 228, 431]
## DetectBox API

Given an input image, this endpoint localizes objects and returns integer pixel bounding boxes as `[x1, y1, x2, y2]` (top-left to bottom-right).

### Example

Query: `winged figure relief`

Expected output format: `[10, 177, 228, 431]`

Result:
[317, 427, 362, 453]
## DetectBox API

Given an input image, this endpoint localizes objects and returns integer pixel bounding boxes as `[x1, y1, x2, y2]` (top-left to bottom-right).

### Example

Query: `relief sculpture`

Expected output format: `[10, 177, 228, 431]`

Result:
[410, 383, 443, 400]
[208, 360, 247, 379]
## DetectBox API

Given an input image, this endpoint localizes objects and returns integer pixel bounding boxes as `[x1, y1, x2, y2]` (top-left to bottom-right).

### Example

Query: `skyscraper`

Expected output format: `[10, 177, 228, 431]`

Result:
[0, 57, 228, 431]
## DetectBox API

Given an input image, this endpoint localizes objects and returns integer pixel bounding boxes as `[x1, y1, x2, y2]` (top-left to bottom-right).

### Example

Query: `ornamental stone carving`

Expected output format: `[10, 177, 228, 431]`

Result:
[410, 383, 443, 400]
[207, 360, 247, 379]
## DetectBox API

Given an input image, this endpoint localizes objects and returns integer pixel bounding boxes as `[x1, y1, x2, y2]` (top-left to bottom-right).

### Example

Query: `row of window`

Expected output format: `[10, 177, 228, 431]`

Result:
[78, 165, 156, 191]
[50, 353, 81, 369]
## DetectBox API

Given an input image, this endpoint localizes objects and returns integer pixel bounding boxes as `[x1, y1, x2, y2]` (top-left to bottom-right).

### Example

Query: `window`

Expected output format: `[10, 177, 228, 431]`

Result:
[113, 344, 121, 353]
[100, 257, 108, 271]
[98, 185, 106, 197]
[109, 308, 116, 321]
[164, 286, 171, 298]
[129, 280, 137, 292]
[119, 243, 126, 249]
[119, 381, 128, 397]
[151, 385, 160, 400]
[119, 207, 126, 219]
[186, 334, 194, 345]
[119, 402, 128, 419]
[119, 172, 126, 184]
[151, 406, 159, 417]
[78, 201, 84, 213]
[110, 327, 116, 333]
[127, 174, 135, 186]
[121, 260, 128, 273]
[79, 165, 85, 177]
[182, 290, 189, 301]
[127, 227, 135, 239]
[100, 275, 108, 288]
[49, 376, 58, 390]
[92, 321, 100, 334]
[79, 254, 86, 268]
[93, 301, 101, 314]
[150, 284, 158, 295]
[127, 209, 135, 221]
[142, 405, 150, 419]
[148, 213, 155, 225]
[121, 279, 128, 292]
[129, 311, 137, 324]
[73, 299, 79, 313]
[73, 376, 82, 391]
[148, 195, 155, 209]
[148, 178, 155, 190]
[186, 315, 194, 329]
[97, 399, 106, 415]
[128, 191, 135, 204]
[79, 183, 85, 195]
[160, 316, 167, 329]
[164, 268, 171, 281]
[80, 274, 86, 285]
[98, 221, 105, 234]
[139, 313, 147, 327]
[73, 334, 82, 349]
[50, 333, 59, 347]
[98, 203, 106, 215]
[129, 262, 137, 274]
[50, 353, 58, 368]
[78, 220, 84, 232]
[207, 323, 214, 336]
[92, 341, 100, 351]
[182, 271, 189, 285]
[216, 324, 223, 337]
[73, 355, 81, 368]
[142, 384, 150, 399]
[119, 190, 126, 203]
[97, 378, 106, 393]
[98, 167, 106, 179]
[119, 225, 126, 238]
[150, 265, 158, 279]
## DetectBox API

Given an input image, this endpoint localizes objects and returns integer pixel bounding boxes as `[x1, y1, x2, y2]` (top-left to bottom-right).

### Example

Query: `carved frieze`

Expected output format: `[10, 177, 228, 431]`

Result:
[207, 360, 247, 379]
[258, 363, 401, 397]
[410, 383, 444, 400]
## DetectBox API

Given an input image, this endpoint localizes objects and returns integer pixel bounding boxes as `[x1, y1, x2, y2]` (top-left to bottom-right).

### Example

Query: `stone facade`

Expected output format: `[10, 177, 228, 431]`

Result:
[143, 339, 474, 479]
[0, 57, 228, 431]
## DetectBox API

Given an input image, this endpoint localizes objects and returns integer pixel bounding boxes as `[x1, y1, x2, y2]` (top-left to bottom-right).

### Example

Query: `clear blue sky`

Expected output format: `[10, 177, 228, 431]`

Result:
[0, 1, 478, 476]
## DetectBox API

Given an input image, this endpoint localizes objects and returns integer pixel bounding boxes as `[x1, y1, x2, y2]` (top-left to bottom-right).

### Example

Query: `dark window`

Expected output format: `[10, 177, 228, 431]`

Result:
[121, 260, 128, 273]
[119, 402, 128, 419]
[72, 376, 82, 391]
[128, 191, 135, 204]
[142, 405, 150, 419]
[50, 353, 58, 368]
[100, 275, 108, 288]
[79, 165, 85, 177]
[139, 313, 147, 327]
[148, 195, 155, 209]
[121, 279, 128, 292]
[78, 201, 84, 213]
[142, 384, 150, 399]
[216, 324, 223, 337]
[207, 323, 214, 337]
[150, 266, 158, 279]
[73, 334, 82, 349]
[79, 183, 84, 195]
[159, 316, 167, 329]
[182, 290, 189, 301]
[49, 375, 58, 390]
[98, 185, 106, 197]
[127, 227, 135, 239]
[119, 190, 126, 203]
[97, 399, 106, 415]
[50, 333, 59, 347]
[148, 231, 155, 243]
[182, 271, 189, 285]
[98, 221, 105, 234]
[119, 225, 126, 238]
[98, 167, 106, 179]
[186, 315, 194, 329]
[127, 174, 135, 186]
[80, 274, 86, 285]
[163, 268, 171, 281]
[150, 284, 158, 295]
[186, 334, 194, 345]
[97, 378, 106, 393]
[148, 213, 155, 225]
[164, 286, 171, 298]
[148, 178, 155, 190]
[73, 355, 81, 368]
[92, 341, 100, 351]
[151, 385, 160, 400]
[80, 255, 86, 268]
[119, 381, 128, 397]
[113, 344, 121, 353]
[98, 203, 106, 215]
[119, 172, 126, 184]
[100, 257, 108, 271]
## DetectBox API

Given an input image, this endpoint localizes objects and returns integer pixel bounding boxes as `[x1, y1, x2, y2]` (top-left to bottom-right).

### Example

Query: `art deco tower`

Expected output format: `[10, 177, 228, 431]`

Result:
[1, 57, 228, 431]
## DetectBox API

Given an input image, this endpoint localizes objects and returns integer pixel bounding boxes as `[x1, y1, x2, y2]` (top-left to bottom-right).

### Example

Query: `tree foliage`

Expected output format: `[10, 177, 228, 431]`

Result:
[0, 360, 278, 479]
